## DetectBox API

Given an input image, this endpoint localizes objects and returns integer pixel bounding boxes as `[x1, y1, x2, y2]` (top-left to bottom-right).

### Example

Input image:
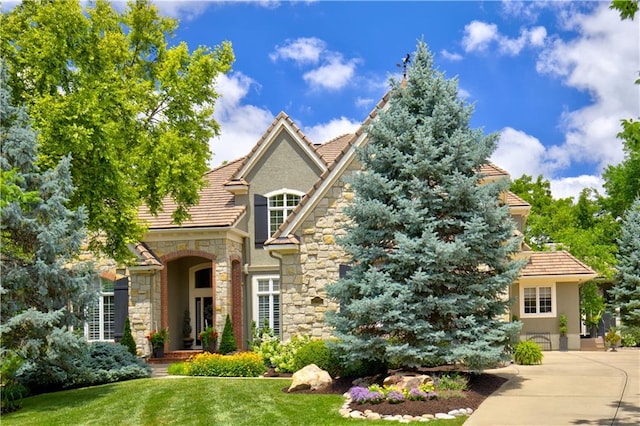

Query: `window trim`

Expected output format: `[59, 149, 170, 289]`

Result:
[264, 189, 304, 237]
[520, 283, 556, 318]
[252, 275, 281, 336]
[85, 278, 115, 342]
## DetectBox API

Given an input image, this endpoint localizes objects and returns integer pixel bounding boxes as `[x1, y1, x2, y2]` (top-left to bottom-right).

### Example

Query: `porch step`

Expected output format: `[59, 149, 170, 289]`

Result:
[148, 349, 203, 364]
[580, 337, 606, 351]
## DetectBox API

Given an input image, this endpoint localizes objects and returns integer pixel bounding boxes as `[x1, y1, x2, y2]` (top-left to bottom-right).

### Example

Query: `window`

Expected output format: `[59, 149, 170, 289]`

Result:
[268, 192, 302, 235]
[253, 275, 280, 335]
[521, 284, 555, 317]
[86, 278, 115, 341]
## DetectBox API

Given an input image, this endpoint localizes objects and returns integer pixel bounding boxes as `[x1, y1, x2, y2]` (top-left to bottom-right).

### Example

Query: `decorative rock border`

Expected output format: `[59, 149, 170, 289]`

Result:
[339, 393, 473, 423]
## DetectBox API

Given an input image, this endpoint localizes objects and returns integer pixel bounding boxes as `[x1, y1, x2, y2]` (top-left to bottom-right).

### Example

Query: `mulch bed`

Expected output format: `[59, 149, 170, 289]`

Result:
[280, 370, 508, 418]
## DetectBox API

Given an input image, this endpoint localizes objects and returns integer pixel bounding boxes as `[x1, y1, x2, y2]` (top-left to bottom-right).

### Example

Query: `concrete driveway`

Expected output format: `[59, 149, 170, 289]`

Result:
[465, 349, 640, 426]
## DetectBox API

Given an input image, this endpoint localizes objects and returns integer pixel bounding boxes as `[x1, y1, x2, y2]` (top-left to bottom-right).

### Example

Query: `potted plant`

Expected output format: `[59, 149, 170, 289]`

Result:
[199, 326, 218, 353]
[604, 328, 621, 351]
[558, 313, 568, 351]
[182, 309, 194, 349]
[147, 328, 168, 358]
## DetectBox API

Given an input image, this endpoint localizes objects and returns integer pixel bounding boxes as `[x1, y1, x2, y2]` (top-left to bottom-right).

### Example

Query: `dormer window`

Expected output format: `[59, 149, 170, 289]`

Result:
[268, 192, 302, 235]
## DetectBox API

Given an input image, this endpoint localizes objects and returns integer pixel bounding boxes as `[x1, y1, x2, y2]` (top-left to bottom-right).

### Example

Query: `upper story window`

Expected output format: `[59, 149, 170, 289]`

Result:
[268, 192, 302, 235]
[254, 189, 304, 248]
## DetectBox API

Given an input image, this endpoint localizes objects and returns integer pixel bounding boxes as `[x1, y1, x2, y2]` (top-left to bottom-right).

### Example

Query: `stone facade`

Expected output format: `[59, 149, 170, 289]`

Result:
[129, 236, 243, 356]
[280, 163, 359, 340]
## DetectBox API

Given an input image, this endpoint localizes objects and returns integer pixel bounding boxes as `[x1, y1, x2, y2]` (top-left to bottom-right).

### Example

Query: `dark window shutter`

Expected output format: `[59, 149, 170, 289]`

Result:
[339, 264, 352, 278]
[114, 276, 129, 342]
[254, 194, 268, 248]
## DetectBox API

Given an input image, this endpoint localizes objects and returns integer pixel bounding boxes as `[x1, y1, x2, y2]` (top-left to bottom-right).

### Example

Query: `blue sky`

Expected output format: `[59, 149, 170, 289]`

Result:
[9, 0, 639, 200]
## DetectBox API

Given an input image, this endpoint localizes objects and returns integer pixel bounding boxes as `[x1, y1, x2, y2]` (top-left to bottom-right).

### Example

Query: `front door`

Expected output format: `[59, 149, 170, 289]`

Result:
[190, 266, 213, 348]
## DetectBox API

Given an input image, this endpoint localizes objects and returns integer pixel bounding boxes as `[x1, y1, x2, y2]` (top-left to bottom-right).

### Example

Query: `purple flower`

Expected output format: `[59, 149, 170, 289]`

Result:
[386, 390, 406, 404]
[349, 386, 385, 404]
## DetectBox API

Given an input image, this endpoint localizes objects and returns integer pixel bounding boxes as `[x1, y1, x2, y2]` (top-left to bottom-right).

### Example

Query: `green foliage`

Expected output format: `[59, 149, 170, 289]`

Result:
[611, 0, 639, 21]
[120, 318, 137, 356]
[292, 339, 341, 377]
[250, 319, 275, 351]
[609, 199, 640, 327]
[199, 326, 218, 352]
[182, 352, 266, 377]
[619, 325, 640, 347]
[513, 341, 543, 365]
[581, 281, 606, 331]
[254, 334, 312, 373]
[434, 373, 469, 392]
[511, 176, 619, 278]
[327, 40, 525, 373]
[558, 314, 568, 336]
[167, 362, 192, 376]
[604, 329, 622, 349]
[0, 0, 235, 261]
[603, 120, 640, 219]
[1, 68, 99, 402]
[0, 352, 29, 413]
[218, 314, 238, 355]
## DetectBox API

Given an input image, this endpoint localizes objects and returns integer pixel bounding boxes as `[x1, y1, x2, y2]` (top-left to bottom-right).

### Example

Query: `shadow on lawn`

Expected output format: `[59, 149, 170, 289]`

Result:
[22, 381, 120, 413]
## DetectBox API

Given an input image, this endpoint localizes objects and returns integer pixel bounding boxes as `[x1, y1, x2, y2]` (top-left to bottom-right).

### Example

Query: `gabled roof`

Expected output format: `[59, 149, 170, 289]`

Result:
[128, 242, 163, 269]
[315, 134, 353, 165]
[506, 191, 530, 208]
[139, 158, 246, 229]
[480, 163, 510, 179]
[232, 112, 327, 180]
[520, 250, 597, 278]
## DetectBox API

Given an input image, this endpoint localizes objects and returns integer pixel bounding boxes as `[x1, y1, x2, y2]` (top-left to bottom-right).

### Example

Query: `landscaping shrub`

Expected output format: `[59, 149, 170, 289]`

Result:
[254, 334, 311, 373]
[434, 373, 469, 391]
[119, 318, 137, 356]
[167, 362, 192, 376]
[84, 342, 151, 383]
[185, 352, 266, 377]
[292, 339, 341, 377]
[620, 325, 640, 347]
[513, 340, 543, 365]
[1, 353, 29, 413]
[218, 314, 237, 355]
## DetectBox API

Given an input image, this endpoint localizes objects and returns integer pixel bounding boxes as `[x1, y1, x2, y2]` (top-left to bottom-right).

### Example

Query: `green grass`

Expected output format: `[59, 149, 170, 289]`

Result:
[2, 377, 467, 425]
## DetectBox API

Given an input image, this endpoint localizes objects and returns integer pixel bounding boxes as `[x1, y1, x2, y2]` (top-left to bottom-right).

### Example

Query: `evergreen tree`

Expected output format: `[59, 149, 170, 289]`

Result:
[326, 41, 524, 372]
[120, 318, 137, 356]
[218, 314, 237, 355]
[610, 198, 640, 326]
[0, 64, 97, 391]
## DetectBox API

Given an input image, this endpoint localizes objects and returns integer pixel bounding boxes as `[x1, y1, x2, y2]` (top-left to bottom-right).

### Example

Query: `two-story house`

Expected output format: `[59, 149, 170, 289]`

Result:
[107, 93, 595, 357]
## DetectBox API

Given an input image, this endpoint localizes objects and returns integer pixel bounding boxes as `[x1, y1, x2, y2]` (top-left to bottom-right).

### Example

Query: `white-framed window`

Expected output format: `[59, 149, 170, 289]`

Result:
[252, 275, 280, 336]
[520, 284, 556, 317]
[86, 278, 115, 341]
[265, 189, 304, 236]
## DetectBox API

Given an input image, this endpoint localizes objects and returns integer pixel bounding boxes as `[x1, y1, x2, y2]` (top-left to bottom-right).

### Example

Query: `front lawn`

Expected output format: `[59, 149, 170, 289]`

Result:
[2, 377, 467, 425]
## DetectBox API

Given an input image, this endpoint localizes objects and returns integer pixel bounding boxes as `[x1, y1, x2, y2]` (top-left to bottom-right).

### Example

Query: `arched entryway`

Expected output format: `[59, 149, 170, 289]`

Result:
[160, 250, 216, 352]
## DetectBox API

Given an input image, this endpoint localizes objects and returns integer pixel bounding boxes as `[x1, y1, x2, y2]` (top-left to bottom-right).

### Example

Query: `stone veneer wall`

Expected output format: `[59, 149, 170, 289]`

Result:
[280, 163, 359, 341]
[131, 237, 243, 356]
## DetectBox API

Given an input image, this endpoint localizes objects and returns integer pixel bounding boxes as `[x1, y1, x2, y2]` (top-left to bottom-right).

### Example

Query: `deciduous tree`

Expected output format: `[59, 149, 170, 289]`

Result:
[327, 41, 524, 372]
[0, 0, 234, 261]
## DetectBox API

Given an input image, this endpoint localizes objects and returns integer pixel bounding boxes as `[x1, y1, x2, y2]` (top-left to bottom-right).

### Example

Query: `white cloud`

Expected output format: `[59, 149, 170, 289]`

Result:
[462, 21, 498, 52]
[210, 73, 275, 166]
[440, 49, 463, 61]
[462, 21, 547, 56]
[492, 127, 549, 179]
[302, 117, 361, 145]
[549, 175, 605, 201]
[269, 37, 326, 64]
[493, 127, 607, 201]
[302, 55, 358, 90]
[536, 3, 637, 171]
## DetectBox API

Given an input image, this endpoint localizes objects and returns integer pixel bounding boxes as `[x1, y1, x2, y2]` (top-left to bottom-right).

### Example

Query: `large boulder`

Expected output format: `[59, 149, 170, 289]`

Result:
[288, 364, 332, 392]
[383, 372, 433, 391]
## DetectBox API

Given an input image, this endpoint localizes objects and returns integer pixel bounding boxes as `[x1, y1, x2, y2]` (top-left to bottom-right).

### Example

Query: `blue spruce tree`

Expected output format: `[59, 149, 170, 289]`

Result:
[610, 198, 640, 327]
[326, 41, 524, 372]
[0, 64, 97, 393]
